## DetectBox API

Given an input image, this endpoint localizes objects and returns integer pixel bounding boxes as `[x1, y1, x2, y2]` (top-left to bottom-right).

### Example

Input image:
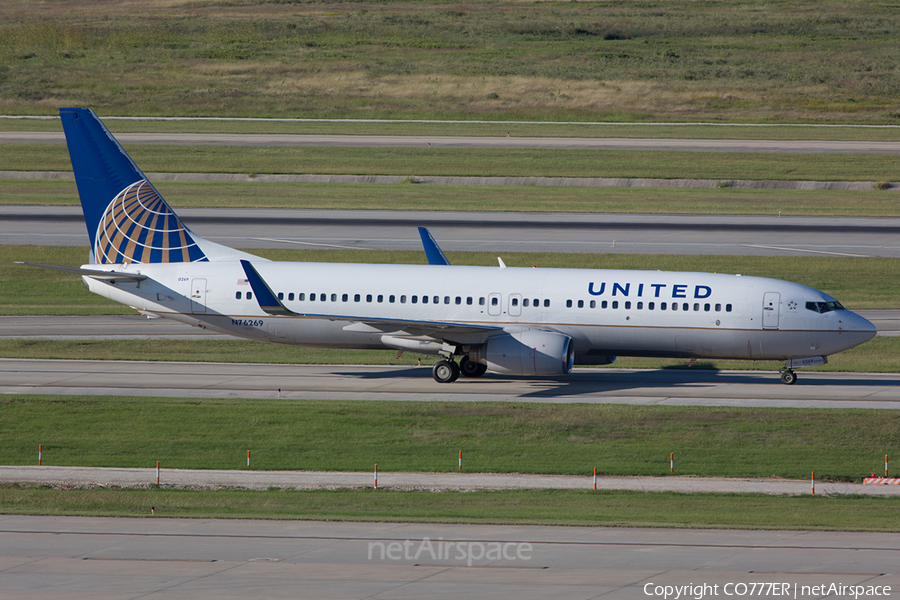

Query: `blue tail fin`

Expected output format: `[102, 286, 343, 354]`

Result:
[60, 107, 208, 264]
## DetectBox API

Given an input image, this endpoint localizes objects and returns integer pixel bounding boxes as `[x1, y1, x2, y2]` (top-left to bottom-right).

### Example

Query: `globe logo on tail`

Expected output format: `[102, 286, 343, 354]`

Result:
[94, 180, 207, 264]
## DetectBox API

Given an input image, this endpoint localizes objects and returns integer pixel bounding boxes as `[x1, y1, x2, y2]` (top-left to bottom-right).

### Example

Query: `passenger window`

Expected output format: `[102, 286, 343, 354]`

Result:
[512, 298, 519, 307]
[637, 302, 643, 309]
[278, 292, 284, 300]
[354, 294, 361, 302]
[367, 294, 373, 302]
[577, 300, 583, 308]
[456, 297, 462, 305]
[467, 297, 473, 305]
[693, 303, 699, 311]
[342, 294, 349, 302]
[649, 302, 654, 310]
[726, 304, 732, 312]
[289, 293, 295, 301]
[672, 303, 677, 311]
[401, 295, 407, 303]
[377, 295, 383, 303]
[320, 294, 326, 302]
[704, 303, 710, 312]
[601, 300, 608, 309]
[434, 296, 440, 304]
[389, 295, 395, 303]
[612, 301, 619, 309]
[590, 300, 596, 308]
[567, 300, 573, 308]
[422, 295, 428, 304]
[331, 294, 337, 302]
[298, 293, 305, 301]
[479, 297, 486, 306]
[445, 296, 451, 304]
[715, 303, 721, 311]
[625, 301, 631, 309]
[412, 295, 418, 304]
[235, 291, 242, 300]
[543, 299, 550, 308]
[247, 292, 253, 300]
[683, 303, 689, 311]
[492, 297, 499, 306]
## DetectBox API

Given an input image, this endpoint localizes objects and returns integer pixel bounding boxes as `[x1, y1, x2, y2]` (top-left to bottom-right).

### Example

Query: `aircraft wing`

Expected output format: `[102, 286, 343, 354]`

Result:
[240, 259, 499, 339]
[16, 262, 148, 282]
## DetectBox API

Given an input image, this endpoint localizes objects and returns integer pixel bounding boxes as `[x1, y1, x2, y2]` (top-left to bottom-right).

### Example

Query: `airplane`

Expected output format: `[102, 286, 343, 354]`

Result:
[19, 107, 877, 385]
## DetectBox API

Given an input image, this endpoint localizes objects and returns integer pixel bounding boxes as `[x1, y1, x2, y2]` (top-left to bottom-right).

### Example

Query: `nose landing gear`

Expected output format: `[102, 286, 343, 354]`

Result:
[780, 369, 797, 385]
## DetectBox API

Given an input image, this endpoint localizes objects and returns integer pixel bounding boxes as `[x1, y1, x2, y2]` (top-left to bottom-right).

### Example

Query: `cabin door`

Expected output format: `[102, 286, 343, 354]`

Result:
[190, 278, 208, 314]
[762, 292, 780, 329]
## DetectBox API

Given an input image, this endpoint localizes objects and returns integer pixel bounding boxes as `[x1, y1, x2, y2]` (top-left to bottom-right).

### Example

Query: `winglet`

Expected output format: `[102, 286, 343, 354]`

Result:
[418, 227, 451, 266]
[240, 260, 296, 316]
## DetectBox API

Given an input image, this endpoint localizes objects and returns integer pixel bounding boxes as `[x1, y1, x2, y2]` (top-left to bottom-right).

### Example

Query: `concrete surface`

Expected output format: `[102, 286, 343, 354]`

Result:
[0, 516, 897, 600]
[2, 358, 900, 409]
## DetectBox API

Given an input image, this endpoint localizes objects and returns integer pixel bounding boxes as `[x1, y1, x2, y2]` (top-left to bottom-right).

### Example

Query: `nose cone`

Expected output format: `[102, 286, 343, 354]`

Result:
[841, 310, 877, 348]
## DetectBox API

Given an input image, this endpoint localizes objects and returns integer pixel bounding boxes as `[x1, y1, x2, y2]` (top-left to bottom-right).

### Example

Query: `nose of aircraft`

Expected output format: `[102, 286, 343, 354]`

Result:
[841, 310, 877, 346]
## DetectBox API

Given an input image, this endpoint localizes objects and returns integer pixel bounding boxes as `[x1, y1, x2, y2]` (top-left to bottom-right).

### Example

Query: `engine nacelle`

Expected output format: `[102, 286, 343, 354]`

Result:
[469, 329, 574, 376]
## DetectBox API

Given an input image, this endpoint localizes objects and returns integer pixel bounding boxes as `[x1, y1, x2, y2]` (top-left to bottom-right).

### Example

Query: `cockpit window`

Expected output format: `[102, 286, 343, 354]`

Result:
[805, 301, 845, 314]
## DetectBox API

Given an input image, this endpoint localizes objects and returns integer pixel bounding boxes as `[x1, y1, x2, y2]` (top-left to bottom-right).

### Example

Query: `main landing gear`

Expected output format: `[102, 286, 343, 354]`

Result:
[432, 360, 460, 383]
[432, 356, 487, 383]
[459, 355, 487, 378]
[780, 369, 797, 385]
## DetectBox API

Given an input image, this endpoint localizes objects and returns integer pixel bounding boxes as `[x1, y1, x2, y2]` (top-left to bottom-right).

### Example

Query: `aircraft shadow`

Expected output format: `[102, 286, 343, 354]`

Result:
[334, 366, 900, 398]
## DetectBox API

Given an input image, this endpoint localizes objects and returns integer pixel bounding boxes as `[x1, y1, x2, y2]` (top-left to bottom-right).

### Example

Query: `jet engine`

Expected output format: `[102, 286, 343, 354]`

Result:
[469, 329, 574, 376]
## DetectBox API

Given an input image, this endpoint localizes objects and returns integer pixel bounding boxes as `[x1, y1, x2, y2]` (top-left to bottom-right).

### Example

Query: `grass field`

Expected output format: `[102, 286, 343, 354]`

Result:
[2, 0, 899, 124]
[3, 143, 899, 183]
[1, 485, 898, 531]
[3, 117, 900, 142]
[3, 178, 900, 217]
[2, 396, 897, 482]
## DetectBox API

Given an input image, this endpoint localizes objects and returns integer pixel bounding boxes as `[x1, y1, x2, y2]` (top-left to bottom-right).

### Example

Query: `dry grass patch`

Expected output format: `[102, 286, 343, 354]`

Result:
[269, 73, 694, 115]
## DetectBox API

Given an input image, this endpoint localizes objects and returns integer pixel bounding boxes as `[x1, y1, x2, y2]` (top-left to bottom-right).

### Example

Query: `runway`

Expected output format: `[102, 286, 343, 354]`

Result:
[3, 358, 900, 409]
[0, 516, 897, 600]
[4, 205, 900, 257]
[5, 130, 900, 153]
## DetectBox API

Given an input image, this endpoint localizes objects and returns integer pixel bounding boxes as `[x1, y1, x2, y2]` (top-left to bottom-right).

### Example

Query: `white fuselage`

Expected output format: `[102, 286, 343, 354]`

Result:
[83, 260, 877, 363]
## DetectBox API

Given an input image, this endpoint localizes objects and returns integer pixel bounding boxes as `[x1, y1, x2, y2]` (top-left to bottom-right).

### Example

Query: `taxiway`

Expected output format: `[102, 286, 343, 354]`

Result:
[4, 206, 900, 257]
[0, 516, 897, 600]
[2, 358, 899, 409]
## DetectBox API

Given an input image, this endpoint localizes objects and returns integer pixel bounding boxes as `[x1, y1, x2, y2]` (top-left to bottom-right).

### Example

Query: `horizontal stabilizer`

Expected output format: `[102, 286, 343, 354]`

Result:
[16, 262, 148, 282]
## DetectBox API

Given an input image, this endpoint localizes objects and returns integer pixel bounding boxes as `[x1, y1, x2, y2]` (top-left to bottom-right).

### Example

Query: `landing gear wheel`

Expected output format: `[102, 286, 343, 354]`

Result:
[780, 369, 797, 385]
[433, 360, 460, 383]
[459, 355, 487, 378]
